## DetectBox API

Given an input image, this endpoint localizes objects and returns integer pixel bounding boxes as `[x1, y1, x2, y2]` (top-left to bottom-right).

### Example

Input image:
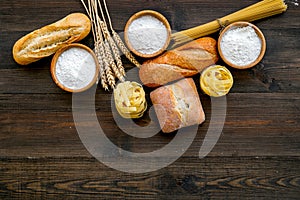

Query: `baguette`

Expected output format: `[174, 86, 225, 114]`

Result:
[150, 78, 205, 133]
[139, 37, 218, 87]
[13, 13, 91, 65]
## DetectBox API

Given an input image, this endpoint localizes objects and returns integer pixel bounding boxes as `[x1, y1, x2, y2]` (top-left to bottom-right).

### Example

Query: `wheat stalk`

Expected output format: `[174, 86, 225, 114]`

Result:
[81, 0, 108, 89]
[95, 41, 109, 90]
[97, 57, 109, 90]
[101, 0, 141, 68]
[97, 36, 116, 89]
[96, 23, 116, 89]
[80, 0, 141, 90]
[87, 0, 116, 89]
[112, 30, 141, 68]
[96, 2, 116, 89]
[81, 0, 110, 89]
[92, 0, 116, 89]
[97, 1, 126, 78]
[103, 53, 116, 89]
[109, 35, 126, 78]
[100, 21, 125, 81]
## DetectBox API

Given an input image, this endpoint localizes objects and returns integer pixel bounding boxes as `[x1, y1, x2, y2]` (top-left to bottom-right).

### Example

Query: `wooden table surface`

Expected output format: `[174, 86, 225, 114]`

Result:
[1, 0, 300, 199]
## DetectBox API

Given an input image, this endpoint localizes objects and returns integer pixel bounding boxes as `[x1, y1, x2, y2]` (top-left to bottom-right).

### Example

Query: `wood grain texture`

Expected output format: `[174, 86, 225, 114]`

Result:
[0, 157, 299, 199]
[1, 0, 300, 199]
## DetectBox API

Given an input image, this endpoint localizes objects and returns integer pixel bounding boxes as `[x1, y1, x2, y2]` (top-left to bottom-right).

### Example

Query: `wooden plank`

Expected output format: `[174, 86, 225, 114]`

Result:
[1, 61, 300, 93]
[0, 157, 299, 199]
[1, 0, 300, 199]
[1, 0, 299, 33]
[0, 93, 299, 157]
[1, 1, 299, 93]
[24, 0, 300, 30]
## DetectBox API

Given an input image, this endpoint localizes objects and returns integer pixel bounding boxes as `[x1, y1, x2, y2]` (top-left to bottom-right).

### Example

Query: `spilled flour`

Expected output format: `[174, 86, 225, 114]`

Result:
[291, 0, 299, 6]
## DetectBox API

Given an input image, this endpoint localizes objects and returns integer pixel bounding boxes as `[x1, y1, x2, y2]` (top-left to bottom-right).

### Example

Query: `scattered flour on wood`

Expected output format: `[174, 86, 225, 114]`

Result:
[291, 0, 299, 6]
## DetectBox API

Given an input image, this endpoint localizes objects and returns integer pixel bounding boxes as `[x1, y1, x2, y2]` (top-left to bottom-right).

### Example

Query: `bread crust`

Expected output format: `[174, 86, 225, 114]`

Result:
[13, 13, 91, 65]
[150, 78, 205, 133]
[139, 37, 218, 87]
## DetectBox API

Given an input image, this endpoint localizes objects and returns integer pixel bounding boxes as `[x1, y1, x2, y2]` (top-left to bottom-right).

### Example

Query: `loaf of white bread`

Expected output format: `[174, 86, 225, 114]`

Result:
[150, 78, 205, 133]
[13, 13, 91, 65]
[139, 37, 218, 87]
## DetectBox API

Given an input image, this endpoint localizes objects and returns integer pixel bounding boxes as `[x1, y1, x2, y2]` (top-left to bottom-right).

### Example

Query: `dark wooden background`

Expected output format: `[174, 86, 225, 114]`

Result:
[1, 0, 300, 199]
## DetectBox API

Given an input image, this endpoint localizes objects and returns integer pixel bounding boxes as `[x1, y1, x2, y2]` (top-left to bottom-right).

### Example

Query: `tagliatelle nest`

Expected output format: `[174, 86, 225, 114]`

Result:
[200, 65, 233, 97]
[114, 81, 147, 119]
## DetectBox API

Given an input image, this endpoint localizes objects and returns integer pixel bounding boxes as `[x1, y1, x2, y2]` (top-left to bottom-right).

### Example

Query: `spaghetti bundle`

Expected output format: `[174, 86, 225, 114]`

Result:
[171, 0, 287, 47]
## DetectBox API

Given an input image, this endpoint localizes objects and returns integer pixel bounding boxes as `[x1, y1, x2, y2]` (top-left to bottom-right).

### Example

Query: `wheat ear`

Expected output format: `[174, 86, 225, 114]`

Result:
[108, 36, 126, 79]
[98, 1, 126, 77]
[100, 21, 125, 82]
[96, 29, 115, 89]
[92, 1, 116, 90]
[101, 0, 141, 68]
[95, 43, 109, 90]
[97, 0, 125, 83]
[112, 30, 141, 68]
[81, 0, 112, 90]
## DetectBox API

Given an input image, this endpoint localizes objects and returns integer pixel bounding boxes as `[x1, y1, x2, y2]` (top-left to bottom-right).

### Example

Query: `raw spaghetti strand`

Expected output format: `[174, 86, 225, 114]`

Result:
[171, 0, 287, 47]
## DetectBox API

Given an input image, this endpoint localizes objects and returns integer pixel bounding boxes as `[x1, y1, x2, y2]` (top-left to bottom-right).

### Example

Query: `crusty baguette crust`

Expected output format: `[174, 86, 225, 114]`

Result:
[139, 37, 218, 87]
[13, 13, 91, 65]
[150, 78, 205, 133]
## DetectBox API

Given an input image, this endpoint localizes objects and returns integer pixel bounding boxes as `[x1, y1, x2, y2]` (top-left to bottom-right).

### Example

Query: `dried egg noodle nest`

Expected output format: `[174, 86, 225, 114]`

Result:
[200, 65, 233, 97]
[114, 81, 147, 118]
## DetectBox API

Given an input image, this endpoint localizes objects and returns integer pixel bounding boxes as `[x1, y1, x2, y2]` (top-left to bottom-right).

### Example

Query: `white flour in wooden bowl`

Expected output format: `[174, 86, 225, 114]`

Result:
[55, 47, 97, 91]
[220, 26, 262, 66]
[127, 15, 168, 55]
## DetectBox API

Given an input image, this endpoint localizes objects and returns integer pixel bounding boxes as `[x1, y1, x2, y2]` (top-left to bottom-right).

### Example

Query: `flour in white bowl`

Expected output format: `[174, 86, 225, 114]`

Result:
[220, 26, 262, 66]
[55, 47, 96, 90]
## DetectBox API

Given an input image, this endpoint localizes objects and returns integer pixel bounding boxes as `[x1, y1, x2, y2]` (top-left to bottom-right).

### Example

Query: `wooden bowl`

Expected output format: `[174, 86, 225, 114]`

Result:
[51, 43, 99, 93]
[218, 21, 266, 69]
[124, 10, 171, 58]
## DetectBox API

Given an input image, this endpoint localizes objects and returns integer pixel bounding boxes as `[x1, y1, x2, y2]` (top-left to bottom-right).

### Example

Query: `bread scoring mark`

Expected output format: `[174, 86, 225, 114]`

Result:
[18, 26, 84, 57]
[172, 84, 190, 127]
[179, 48, 210, 59]
[179, 49, 216, 71]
